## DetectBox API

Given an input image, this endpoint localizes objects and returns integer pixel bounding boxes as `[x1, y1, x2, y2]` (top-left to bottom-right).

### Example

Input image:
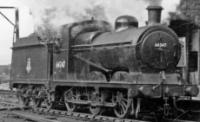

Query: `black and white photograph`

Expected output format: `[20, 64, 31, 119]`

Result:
[0, 0, 200, 122]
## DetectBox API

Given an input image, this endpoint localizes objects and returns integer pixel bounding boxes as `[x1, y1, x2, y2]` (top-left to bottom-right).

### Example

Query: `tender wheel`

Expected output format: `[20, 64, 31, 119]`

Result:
[17, 94, 28, 106]
[23, 97, 30, 106]
[32, 88, 42, 107]
[43, 92, 55, 110]
[22, 90, 32, 107]
[64, 89, 76, 112]
[44, 98, 53, 110]
[18, 87, 31, 107]
[112, 91, 131, 118]
[32, 98, 42, 107]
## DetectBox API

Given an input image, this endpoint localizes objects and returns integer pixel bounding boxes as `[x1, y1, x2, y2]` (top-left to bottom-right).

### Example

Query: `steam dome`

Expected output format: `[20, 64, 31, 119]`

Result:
[115, 15, 138, 31]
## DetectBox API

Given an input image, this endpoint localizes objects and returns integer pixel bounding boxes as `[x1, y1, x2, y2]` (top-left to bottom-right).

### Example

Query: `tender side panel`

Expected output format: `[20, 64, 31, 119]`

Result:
[11, 45, 48, 82]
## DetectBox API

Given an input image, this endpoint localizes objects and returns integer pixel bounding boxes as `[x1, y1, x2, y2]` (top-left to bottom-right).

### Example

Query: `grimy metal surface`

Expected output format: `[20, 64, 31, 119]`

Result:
[11, 34, 48, 82]
[9, 5, 200, 122]
[11, 19, 181, 84]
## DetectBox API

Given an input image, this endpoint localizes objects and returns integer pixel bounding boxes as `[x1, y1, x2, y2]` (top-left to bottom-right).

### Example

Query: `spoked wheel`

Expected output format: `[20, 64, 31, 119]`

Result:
[65, 101, 75, 112]
[32, 98, 42, 107]
[90, 106, 101, 115]
[112, 91, 131, 118]
[89, 92, 102, 115]
[90, 105, 101, 115]
[17, 95, 25, 106]
[44, 98, 53, 110]
[64, 89, 76, 112]
[31, 88, 39, 107]
[43, 92, 55, 110]
[18, 88, 30, 107]
[22, 97, 30, 107]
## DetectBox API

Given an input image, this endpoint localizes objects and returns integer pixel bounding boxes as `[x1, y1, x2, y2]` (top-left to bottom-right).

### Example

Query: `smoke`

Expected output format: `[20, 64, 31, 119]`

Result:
[21, 0, 108, 27]
[143, 0, 163, 6]
[20, 0, 110, 39]
[20, 0, 180, 39]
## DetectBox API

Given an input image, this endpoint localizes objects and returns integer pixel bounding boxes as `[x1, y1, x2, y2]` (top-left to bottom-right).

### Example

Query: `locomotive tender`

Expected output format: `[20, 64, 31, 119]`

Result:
[10, 6, 199, 119]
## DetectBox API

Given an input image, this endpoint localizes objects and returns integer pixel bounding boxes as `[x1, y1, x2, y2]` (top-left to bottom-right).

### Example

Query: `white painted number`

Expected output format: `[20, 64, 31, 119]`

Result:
[56, 60, 65, 69]
[154, 42, 167, 48]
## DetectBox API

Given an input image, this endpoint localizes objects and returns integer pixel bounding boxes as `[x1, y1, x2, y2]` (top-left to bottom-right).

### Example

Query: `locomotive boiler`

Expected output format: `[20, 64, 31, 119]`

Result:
[10, 5, 199, 120]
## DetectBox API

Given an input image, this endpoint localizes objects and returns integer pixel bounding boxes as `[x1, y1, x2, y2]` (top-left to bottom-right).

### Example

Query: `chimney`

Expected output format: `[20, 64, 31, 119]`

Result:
[146, 5, 163, 26]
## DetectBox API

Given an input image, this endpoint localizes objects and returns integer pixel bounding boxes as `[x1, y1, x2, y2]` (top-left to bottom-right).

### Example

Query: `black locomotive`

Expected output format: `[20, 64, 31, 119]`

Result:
[10, 6, 199, 120]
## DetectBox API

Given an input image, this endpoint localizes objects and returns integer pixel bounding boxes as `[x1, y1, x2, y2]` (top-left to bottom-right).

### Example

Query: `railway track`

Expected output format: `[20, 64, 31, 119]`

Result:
[0, 90, 199, 122]
[0, 90, 22, 111]
[10, 110, 62, 122]
[0, 101, 25, 111]
[0, 89, 15, 96]
[0, 90, 148, 122]
[1, 106, 199, 122]
[32, 107, 149, 122]
[9, 107, 200, 122]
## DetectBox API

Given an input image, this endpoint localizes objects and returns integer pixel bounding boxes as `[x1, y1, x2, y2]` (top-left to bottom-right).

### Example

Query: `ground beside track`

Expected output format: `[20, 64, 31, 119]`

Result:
[0, 110, 35, 122]
[0, 110, 90, 122]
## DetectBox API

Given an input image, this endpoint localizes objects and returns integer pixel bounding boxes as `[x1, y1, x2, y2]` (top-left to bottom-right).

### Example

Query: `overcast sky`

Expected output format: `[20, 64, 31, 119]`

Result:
[0, 0, 180, 65]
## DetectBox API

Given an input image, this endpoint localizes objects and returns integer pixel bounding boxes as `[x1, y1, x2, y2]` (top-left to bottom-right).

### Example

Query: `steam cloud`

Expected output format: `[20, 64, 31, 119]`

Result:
[20, 0, 180, 39]
[143, 0, 163, 6]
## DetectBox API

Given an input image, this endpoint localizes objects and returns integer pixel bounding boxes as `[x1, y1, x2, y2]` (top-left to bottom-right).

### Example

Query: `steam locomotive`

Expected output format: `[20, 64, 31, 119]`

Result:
[10, 6, 200, 120]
